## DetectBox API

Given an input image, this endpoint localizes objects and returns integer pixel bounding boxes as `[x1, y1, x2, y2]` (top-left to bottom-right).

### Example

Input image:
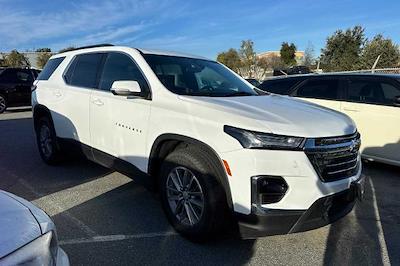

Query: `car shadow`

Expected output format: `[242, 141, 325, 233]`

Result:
[323, 143, 400, 265]
[0, 112, 256, 265]
[0, 116, 112, 201]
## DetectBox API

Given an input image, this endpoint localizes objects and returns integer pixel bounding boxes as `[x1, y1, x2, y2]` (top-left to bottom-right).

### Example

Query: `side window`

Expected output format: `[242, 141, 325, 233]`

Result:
[37, 57, 65, 80]
[294, 79, 340, 100]
[0, 69, 17, 83]
[67, 53, 104, 88]
[16, 70, 32, 83]
[259, 79, 301, 95]
[99, 53, 149, 92]
[346, 79, 392, 105]
[381, 82, 400, 105]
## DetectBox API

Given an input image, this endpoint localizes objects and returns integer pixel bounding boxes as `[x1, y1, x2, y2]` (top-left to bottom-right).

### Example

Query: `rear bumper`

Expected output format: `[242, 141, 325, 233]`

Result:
[237, 175, 365, 238]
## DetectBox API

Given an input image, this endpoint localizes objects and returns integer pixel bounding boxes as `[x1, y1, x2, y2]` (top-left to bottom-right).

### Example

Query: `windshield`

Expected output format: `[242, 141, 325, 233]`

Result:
[143, 54, 258, 97]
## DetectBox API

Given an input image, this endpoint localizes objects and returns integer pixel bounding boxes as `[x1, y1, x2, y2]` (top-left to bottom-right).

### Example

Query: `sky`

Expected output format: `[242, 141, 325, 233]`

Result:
[0, 0, 400, 59]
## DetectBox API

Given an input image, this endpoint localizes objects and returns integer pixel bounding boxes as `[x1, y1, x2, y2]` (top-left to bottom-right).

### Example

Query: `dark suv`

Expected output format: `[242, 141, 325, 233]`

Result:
[0, 68, 40, 113]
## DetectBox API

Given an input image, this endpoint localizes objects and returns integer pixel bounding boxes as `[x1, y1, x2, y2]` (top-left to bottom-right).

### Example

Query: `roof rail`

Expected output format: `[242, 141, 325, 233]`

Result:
[62, 44, 114, 52]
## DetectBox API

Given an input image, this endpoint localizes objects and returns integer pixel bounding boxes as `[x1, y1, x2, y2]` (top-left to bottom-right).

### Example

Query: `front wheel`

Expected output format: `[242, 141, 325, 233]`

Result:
[0, 95, 7, 113]
[159, 145, 229, 241]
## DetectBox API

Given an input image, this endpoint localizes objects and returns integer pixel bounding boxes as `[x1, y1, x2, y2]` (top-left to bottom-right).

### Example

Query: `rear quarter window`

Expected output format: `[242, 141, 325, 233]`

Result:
[37, 57, 65, 80]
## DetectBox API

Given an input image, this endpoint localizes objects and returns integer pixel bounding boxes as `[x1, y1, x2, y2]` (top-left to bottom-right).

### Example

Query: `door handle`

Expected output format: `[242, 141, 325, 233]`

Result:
[54, 92, 62, 97]
[92, 98, 104, 106]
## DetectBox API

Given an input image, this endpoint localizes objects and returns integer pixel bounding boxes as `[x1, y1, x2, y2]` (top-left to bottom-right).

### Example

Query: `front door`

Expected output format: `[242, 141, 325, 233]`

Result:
[90, 52, 151, 172]
[291, 77, 344, 112]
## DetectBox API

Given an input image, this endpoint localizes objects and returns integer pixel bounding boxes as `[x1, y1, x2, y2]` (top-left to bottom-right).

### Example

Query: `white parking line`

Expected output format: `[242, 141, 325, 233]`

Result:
[19, 178, 97, 236]
[59, 231, 178, 245]
[369, 178, 390, 266]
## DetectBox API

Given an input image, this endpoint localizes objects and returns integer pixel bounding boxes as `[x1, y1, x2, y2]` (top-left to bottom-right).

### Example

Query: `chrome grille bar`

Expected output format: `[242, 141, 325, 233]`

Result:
[304, 132, 361, 182]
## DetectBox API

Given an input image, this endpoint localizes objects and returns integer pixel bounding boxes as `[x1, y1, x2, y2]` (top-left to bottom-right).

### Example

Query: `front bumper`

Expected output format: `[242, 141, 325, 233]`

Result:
[237, 175, 365, 238]
[56, 247, 70, 266]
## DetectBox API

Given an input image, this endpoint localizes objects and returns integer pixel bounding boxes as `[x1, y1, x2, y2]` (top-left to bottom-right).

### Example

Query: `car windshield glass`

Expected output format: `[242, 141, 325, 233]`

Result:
[143, 54, 259, 97]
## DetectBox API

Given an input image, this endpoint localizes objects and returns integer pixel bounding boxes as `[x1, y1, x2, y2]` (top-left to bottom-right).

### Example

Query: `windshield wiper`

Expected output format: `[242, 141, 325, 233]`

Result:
[223, 91, 256, 97]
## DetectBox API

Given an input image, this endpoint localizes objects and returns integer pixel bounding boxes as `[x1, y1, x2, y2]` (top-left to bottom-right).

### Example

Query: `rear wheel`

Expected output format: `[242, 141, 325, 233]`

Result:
[0, 95, 7, 113]
[159, 145, 229, 241]
[36, 117, 63, 164]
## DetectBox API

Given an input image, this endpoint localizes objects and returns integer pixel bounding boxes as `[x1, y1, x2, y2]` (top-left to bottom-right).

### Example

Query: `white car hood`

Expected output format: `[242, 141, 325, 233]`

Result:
[181, 94, 356, 138]
[0, 191, 44, 258]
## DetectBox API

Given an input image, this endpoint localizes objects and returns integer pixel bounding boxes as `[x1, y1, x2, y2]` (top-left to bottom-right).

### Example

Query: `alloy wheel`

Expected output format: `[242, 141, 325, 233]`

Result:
[39, 124, 53, 158]
[166, 166, 204, 226]
[0, 97, 6, 113]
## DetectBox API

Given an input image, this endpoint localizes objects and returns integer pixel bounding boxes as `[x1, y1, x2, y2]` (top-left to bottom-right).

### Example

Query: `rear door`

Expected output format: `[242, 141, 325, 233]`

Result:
[53, 53, 104, 147]
[291, 77, 344, 112]
[342, 76, 400, 164]
[90, 52, 151, 171]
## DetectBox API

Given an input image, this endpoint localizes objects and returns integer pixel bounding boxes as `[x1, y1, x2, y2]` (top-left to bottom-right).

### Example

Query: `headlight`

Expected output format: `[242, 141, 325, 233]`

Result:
[1, 231, 58, 266]
[224, 125, 305, 150]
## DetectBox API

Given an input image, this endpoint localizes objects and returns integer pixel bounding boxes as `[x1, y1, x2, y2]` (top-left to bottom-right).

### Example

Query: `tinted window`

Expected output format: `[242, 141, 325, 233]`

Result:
[0, 69, 17, 83]
[143, 54, 257, 97]
[64, 58, 78, 84]
[294, 79, 340, 100]
[99, 53, 149, 92]
[347, 79, 400, 105]
[37, 57, 65, 80]
[381, 83, 400, 103]
[259, 78, 302, 95]
[68, 53, 104, 88]
[16, 70, 32, 82]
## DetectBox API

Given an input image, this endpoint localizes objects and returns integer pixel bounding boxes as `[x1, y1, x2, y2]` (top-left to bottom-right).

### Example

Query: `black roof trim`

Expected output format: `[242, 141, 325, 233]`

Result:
[65, 44, 114, 52]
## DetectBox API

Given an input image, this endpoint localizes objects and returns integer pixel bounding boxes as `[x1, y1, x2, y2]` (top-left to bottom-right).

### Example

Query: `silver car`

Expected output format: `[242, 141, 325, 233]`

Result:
[0, 190, 69, 265]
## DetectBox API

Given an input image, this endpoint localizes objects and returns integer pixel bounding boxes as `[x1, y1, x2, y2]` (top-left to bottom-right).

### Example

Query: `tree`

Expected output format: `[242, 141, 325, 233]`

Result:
[361, 34, 400, 69]
[4, 50, 30, 67]
[303, 42, 315, 67]
[239, 40, 257, 77]
[280, 42, 297, 66]
[216, 48, 242, 74]
[0, 54, 6, 67]
[36, 48, 51, 53]
[36, 48, 53, 69]
[58, 46, 75, 53]
[320, 26, 365, 72]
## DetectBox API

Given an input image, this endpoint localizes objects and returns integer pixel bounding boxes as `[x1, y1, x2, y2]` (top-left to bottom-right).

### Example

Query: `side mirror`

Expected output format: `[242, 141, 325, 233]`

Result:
[111, 80, 141, 96]
[394, 96, 400, 107]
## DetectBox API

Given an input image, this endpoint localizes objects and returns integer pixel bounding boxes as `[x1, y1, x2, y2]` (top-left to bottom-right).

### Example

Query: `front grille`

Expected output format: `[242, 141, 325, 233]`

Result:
[305, 132, 361, 182]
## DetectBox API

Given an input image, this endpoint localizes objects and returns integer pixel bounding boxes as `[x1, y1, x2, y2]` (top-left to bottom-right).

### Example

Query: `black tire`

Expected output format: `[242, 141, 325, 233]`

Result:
[36, 116, 63, 165]
[159, 145, 229, 241]
[0, 94, 7, 113]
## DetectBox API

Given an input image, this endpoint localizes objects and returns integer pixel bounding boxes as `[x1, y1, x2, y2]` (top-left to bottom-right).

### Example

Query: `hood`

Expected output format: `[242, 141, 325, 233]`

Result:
[0, 191, 42, 258]
[180, 94, 356, 138]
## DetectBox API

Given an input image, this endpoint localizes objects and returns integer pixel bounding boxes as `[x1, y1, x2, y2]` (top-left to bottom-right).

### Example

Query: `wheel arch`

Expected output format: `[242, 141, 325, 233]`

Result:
[33, 104, 54, 132]
[148, 134, 233, 209]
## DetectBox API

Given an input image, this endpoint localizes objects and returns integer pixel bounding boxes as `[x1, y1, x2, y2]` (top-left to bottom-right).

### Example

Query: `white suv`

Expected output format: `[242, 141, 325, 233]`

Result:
[32, 44, 365, 240]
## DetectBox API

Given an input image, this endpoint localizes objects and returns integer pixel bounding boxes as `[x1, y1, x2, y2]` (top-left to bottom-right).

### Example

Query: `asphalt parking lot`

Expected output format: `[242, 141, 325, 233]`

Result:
[0, 109, 399, 266]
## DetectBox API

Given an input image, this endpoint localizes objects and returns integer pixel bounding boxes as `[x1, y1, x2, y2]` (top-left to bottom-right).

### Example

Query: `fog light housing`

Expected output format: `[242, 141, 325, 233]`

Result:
[251, 176, 288, 205]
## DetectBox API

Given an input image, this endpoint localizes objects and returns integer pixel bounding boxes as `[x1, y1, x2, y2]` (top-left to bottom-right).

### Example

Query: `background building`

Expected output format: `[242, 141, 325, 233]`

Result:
[258, 51, 305, 65]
